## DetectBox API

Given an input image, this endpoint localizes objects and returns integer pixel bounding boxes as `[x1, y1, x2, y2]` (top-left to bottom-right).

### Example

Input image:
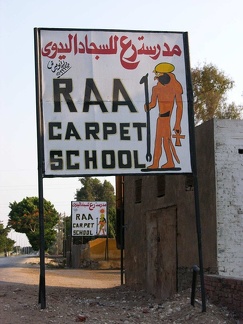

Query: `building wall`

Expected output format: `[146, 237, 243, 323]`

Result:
[214, 119, 243, 277]
[195, 120, 218, 273]
[124, 119, 218, 295]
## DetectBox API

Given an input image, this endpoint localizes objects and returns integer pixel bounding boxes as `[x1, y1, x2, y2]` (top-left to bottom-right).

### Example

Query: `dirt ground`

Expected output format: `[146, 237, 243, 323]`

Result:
[0, 256, 239, 323]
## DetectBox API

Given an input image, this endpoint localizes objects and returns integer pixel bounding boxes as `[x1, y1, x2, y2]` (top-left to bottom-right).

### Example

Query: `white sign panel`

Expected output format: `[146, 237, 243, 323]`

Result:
[35, 28, 192, 176]
[71, 201, 107, 237]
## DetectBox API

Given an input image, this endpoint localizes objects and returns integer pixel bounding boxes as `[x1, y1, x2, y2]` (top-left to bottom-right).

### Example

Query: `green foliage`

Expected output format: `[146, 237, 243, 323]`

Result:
[0, 223, 15, 253]
[48, 213, 66, 255]
[63, 215, 71, 238]
[75, 177, 116, 238]
[108, 206, 116, 238]
[8, 197, 59, 251]
[191, 63, 242, 124]
[76, 177, 103, 201]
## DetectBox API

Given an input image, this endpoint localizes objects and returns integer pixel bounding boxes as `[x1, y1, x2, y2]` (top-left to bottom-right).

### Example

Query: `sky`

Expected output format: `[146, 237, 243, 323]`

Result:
[0, 0, 242, 246]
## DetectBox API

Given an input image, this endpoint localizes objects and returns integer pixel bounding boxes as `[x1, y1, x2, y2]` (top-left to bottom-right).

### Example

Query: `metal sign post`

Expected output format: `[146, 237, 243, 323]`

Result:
[184, 33, 206, 312]
[34, 28, 46, 309]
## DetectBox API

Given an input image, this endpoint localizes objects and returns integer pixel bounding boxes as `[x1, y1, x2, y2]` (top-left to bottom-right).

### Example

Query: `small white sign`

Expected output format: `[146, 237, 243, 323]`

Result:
[71, 201, 107, 237]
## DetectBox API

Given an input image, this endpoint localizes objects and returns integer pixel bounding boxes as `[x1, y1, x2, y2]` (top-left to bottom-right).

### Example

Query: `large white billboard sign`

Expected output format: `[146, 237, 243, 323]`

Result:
[35, 28, 192, 176]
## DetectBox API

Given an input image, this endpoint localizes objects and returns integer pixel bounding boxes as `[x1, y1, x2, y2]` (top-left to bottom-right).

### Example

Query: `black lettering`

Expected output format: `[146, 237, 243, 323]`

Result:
[65, 122, 81, 140]
[76, 214, 80, 220]
[133, 123, 146, 141]
[83, 79, 108, 112]
[74, 223, 83, 228]
[102, 150, 115, 169]
[73, 223, 84, 228]
[120, 123, 130, 140]
[85, 123, 100, 139]
[85, 150, 97, 169]
[67, 150, 79, 169]
[133, 151, 146, 168]
[73, 229, 92, 236]
[82, 214, 87, 220]
[118, 150, 132, 168]
[50, 150, 63, 170]
[88, 214, 93, 220]
[49, 122, 62, 140]
[103, 123, 116, 140]
[112, 79, 137, 112]
[53, 79, 77, 112]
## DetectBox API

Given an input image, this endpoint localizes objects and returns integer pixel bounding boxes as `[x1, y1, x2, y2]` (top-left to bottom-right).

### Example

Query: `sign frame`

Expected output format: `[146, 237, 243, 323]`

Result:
[34, 28, 205, 312]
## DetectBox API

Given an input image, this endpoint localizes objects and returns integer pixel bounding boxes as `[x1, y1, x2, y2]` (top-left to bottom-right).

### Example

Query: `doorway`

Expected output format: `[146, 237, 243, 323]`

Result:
[146, 206, 177, 299]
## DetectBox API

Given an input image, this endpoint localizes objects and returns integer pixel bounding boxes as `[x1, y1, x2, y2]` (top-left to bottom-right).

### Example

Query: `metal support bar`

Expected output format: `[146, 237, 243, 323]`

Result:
[191, 265, 200, 307]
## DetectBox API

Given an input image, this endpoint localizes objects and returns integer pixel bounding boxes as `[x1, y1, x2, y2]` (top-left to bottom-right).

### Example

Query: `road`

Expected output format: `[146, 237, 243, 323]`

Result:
[0, 255, 236, 323]
[0, 254, 32, 267]
[0, 254, 121, 288]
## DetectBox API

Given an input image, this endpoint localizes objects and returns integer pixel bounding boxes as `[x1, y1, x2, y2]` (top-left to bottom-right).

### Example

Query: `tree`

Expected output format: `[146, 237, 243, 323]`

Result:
[48, 213, 65, 255]
[191, 63, 242, 124]
[0, 223, 15, 255]
[75, 177, 116, 237]
[8, 197, 59, 251]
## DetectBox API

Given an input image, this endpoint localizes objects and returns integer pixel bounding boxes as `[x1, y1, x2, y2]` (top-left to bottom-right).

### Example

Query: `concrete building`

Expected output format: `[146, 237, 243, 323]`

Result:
[123, 119, 243, 301]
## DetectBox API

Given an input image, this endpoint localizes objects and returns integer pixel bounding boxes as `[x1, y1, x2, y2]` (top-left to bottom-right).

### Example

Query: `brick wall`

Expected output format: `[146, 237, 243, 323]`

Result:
[205, 274, 243, 319]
